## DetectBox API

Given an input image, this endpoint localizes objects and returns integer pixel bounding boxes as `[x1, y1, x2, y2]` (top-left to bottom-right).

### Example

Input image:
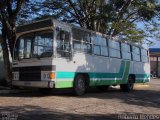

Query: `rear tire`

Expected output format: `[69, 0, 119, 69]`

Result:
[120, 76, 134, 92]
[73, 75, 87, 96]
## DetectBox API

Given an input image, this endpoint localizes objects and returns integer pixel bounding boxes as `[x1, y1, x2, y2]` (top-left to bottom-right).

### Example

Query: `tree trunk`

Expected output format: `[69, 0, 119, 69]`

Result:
[8, 21, 16, 58]
[8, 32, 15, 58]
[1, 28, 12, 86]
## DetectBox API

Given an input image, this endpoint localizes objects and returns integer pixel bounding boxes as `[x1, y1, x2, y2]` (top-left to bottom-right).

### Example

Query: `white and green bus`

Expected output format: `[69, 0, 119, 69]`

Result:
[12, 18, 150, 95]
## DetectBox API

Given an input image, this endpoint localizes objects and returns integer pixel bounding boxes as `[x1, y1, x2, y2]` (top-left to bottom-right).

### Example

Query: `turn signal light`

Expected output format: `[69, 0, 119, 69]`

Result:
[49, 72, 55, 79]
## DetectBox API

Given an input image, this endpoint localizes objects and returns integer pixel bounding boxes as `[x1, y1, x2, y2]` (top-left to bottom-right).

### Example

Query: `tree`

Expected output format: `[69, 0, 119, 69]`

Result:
[0, 0, 26, 85]
[39, 0, 160, 43]
[17, 0, 42, 25]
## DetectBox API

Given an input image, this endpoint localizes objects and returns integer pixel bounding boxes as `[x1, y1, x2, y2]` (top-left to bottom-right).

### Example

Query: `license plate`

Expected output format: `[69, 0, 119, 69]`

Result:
[24, 82, 31, 86]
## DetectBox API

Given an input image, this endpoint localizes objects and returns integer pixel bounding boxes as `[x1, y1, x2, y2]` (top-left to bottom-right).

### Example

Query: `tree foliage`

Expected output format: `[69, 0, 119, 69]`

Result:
[0, 0, 26, 84]
[38, 0, 160, 43]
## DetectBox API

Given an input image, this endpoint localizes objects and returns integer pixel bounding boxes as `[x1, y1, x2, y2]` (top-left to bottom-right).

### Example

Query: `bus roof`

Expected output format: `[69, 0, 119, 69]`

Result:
[16, 19, 53, 34]
[16, 18, 146, 50]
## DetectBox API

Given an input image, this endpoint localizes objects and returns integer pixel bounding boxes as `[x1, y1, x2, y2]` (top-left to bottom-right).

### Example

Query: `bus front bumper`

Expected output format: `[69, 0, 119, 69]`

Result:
[12, 81, 55, 88]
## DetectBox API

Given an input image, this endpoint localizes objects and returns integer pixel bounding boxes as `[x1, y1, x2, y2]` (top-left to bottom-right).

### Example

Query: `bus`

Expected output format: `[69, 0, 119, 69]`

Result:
[12, 18, 150, 95]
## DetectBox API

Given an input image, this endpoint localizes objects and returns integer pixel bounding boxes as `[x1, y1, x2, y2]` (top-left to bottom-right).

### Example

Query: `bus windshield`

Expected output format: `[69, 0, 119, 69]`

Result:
[14, 30, 53, 60]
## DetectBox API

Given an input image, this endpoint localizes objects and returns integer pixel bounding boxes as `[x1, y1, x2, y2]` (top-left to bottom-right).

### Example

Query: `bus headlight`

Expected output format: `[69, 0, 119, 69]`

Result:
[41, 72, 55, 81]
[13, 72, 19, 80]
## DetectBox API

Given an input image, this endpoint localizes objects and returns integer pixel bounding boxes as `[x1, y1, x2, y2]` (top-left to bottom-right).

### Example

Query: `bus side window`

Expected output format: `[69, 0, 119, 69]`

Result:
[56, 30, 71, 57]
[72, 28, 82, 52]
[93, 34, 108, 56]
[141, 49, 148, 62]
[93, 45, 100, 55]
[132, 46, 140, 62]
[72, 28, 92, 53]
[81, 32, 92, 53]
[121, 43, 131, 60]
[109, 40, 121, 58]
[57, 30, 70, 50]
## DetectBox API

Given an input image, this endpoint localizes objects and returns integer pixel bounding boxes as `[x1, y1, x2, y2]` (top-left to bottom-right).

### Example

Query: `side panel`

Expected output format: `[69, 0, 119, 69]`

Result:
[54, 53, 131, 88]
[130, 61, 150, 83]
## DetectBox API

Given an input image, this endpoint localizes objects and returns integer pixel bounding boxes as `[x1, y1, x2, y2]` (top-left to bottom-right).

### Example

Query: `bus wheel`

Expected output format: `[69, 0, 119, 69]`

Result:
[96, 85, 109, 91]
[120, 76, 134, 92]
[73, 75, 86, 96]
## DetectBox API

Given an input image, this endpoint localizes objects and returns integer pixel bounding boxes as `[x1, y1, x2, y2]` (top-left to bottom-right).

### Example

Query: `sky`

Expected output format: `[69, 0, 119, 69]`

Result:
[150, 40, 160, 48]
[136, 21, 160, 49]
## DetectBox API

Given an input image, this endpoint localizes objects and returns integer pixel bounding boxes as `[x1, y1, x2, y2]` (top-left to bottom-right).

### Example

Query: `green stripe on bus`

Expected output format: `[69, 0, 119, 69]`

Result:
[55, 60, 150, 88]
[135, 74, 150, 78]
[56, 71, 150, 80]
[122, 61, 130, 82]
[90, 80, 124, 86]
[56, 72, 76, 79]
[55, 60, 127, 88]
[56, 81, 73, 88]
[55, 77, 150, 88]
[135, 78, 150, 83]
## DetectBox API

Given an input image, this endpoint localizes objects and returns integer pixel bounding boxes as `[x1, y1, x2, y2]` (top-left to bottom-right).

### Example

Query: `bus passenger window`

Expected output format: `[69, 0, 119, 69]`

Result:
[121, 43, 131, 60]
[141, 49, 148, 62]
[72, 28, 83, 41]
[109, 40, 121, 58]
[132, 46, 140, 61]
[93, 34, 108, 56]
[73, 41, 81, 51]
[93, 45, 100, 55]
[81, 43, 91, 53]
[56, 30, 71, 57]
[101, 47, 108, 56]
[72, 27, 92, 53]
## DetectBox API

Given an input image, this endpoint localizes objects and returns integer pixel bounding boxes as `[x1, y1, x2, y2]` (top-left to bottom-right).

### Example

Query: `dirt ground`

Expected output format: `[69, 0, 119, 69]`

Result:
[0, 79, 160, 120]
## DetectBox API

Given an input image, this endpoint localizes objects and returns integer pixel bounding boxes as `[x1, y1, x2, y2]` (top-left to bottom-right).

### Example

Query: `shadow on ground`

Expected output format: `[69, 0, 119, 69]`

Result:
[1, 86, 160, 109]
[0, 105, 118, 120]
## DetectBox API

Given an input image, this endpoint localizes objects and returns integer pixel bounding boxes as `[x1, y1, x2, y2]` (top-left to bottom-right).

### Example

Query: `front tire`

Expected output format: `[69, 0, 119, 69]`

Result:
[73, 75, 87, 96]
[120, 76, 134, 92]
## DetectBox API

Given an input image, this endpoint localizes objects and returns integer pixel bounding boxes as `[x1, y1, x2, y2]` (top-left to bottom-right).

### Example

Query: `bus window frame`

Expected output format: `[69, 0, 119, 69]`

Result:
[109, 40, 121, 59]
[17, 33, 34, 60]
[93, 34, 109, 57]
[121, 43, 132, 60]
[141, 48, 149, 63]
[132, 46, 141, 62]
[56, 29, 72, 58]
[72, 27, 92, 54]
[14, 30, 54, 60]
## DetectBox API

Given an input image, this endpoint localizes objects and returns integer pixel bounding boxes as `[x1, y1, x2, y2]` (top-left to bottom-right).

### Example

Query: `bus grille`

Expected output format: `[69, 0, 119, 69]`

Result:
[19, 66, 41, 81]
